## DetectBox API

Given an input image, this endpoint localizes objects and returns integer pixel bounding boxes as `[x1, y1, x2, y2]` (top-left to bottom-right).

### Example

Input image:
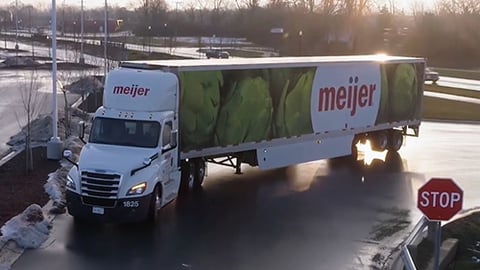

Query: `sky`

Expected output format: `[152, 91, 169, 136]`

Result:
[14, 0, 437, 12]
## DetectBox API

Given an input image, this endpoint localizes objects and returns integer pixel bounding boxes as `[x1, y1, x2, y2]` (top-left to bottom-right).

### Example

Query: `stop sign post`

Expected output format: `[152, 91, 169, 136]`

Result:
[417, 178, 463, 221]
[417, 178, 463, 270]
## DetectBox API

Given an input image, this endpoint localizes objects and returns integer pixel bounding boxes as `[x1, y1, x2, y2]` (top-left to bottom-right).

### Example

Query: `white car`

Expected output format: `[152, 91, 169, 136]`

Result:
[425, 67, 439, 83]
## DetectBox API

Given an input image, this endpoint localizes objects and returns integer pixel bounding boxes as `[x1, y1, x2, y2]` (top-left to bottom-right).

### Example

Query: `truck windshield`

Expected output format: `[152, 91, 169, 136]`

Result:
[89, 117, 161, 148]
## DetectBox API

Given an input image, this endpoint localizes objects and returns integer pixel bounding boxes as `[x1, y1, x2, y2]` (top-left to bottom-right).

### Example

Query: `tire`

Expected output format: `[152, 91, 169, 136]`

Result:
[387, 130, 403, 152]
[147, 185, 162, 223]
[180, 161, 195, 193]
[350, 137, 360, 162]
[371, 131, 388, 152]
[193, 159, 206, 189]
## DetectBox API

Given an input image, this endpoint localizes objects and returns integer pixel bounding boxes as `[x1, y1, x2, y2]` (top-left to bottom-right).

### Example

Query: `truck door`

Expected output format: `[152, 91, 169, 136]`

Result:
[160, 119, 180, 202]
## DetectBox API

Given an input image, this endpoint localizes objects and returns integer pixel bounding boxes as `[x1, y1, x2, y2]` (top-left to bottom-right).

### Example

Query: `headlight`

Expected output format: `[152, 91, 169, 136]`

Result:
[66, 175, 76, 190]
[127, 182, 147, 196]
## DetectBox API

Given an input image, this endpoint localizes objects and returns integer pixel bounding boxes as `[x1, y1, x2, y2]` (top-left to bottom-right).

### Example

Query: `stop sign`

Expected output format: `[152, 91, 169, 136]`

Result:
[417, 178, 463, 221]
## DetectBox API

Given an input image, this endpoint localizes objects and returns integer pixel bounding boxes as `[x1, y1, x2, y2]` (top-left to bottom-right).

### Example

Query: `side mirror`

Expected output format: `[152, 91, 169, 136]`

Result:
[63, 149, 72, 158]
[170, 130, 178, 148]
[78, 121, 85, 139]
[78, 121, 86, 144]
[63, 149, 78, 169]
[143, 157, 152, 166]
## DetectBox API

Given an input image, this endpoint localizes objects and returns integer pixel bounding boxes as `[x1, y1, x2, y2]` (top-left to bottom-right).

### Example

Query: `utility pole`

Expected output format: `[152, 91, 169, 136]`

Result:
[47, 0, 62, 160]
[29, 7, 34, 57]
[15, 0, 18, 64]
[174, 1, 180, 48]
[104, 0, 108, 76]
[79, 0, 84, 64]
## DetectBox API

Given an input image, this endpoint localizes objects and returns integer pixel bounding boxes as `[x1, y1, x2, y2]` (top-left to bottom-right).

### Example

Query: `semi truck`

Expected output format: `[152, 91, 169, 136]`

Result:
[64, 55, 425, 222]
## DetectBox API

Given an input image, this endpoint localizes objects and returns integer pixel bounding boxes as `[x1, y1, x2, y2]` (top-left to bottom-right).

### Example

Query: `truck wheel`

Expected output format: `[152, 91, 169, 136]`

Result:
[194, 159, 206, 189]
[371, 131, 388, 152]
[180, 161, 195, 193]
[387, 130, 403, 152]
[147, 185, 162, 223]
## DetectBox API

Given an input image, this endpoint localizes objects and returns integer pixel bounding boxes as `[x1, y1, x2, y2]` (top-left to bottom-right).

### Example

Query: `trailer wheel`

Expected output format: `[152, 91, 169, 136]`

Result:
[371, 131, 388, 152]
[180, 161, 195, 193]
[351, 137, 360, 161]
[387, 130, 403, 152]
[147, 185, 162, 223]
[193, 159, 206, 189]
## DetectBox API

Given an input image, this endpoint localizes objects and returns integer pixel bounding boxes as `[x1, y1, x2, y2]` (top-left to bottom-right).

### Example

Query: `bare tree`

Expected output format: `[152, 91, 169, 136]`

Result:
[234, 0, 260, 9]
[57, 70, 78, 139]
[338, 0, 371, 16]
[319, 0, 338, 15]
[16, 71, 46, 174]
[437, 0, 480, 14]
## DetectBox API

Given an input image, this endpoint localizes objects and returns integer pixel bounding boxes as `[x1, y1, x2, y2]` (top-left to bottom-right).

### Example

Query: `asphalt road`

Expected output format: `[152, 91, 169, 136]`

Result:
[2, 39, 480, 270]
[9, 121, 480, 270]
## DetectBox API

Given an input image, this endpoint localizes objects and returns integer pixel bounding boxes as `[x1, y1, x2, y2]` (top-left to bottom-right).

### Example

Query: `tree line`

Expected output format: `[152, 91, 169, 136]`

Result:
[1, 0, 479, 67]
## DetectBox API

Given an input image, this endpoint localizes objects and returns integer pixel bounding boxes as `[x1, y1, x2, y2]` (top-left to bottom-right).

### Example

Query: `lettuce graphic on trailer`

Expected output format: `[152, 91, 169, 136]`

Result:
[215, 76, 273, 146]
[275, 70, 315, 137]
[390, 63, 418, 121]
[179, 71, 223, 150]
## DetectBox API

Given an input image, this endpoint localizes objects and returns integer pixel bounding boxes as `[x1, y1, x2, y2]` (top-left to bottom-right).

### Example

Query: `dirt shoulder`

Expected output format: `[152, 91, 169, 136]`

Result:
[0, 147, 59, 231]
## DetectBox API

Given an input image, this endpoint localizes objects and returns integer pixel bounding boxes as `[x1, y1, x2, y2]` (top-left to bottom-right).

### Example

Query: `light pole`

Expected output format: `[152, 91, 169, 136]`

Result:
[298, 30, 303, 56]
[47, 0, 62, 160]
[14, 0, 19, 65]
[103, 0, 108, 76]
[148, 25, 151, 53]
[79, 0, 84, 64]
[163, 23, 167, 48]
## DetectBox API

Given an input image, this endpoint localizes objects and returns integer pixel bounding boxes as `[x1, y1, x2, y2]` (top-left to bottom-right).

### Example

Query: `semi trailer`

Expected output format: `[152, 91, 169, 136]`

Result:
[64, 55, 425, 222]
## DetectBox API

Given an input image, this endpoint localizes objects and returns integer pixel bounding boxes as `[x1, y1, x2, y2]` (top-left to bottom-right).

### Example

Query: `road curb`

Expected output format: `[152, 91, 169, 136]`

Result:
[0, 151, 20, 168]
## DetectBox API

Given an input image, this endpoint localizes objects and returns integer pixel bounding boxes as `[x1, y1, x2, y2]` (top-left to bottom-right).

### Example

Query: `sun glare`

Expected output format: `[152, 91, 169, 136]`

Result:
[356, 140, 386, 166]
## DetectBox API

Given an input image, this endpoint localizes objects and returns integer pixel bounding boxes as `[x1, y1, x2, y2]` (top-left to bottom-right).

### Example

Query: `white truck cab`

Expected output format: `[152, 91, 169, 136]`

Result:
[65, 69, 181, 222]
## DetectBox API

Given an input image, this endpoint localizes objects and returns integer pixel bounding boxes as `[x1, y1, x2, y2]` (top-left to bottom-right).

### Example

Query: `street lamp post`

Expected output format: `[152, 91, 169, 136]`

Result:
[79, 0, 84, 64]
[103, 0, 108, 76]
[148, 25, 151, 53]
[163, 23, 167, 48]
[298, 30, 303, 56]
[47, 0, 63, 160]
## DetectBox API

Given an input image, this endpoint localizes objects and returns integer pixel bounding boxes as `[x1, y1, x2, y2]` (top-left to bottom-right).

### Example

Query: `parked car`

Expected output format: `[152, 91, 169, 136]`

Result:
[205, 50, 230, 59]
[425, 67, 439, 83]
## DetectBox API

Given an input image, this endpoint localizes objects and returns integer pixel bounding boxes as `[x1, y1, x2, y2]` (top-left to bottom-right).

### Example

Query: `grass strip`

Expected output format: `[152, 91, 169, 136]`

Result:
[424, 84, 480, 99]
[433, 68, 480, 81]
[423, 96, 480, 121]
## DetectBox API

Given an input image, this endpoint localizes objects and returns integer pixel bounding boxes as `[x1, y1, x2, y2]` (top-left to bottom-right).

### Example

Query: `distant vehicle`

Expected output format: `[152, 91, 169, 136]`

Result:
[205, 50, 230, 59]
[425, 67, 439, 83]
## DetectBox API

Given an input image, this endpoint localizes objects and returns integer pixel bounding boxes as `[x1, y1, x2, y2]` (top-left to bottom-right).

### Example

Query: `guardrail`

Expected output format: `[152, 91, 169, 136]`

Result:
[401, 216, 429, 270]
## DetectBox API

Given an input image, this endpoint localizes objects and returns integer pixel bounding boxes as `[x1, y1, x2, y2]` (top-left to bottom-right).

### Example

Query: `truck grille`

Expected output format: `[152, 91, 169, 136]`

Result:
[80, 171, 121, 207]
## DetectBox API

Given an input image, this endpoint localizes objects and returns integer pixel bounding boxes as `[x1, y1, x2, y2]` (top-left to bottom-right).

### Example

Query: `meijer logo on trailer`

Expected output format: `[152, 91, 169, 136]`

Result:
[318, 76, 376, 117]
[310, 63, 380, 134]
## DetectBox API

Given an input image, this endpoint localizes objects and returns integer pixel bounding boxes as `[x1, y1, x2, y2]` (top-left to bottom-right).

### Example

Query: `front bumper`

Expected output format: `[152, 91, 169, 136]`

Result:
[66, 190, 152, 223]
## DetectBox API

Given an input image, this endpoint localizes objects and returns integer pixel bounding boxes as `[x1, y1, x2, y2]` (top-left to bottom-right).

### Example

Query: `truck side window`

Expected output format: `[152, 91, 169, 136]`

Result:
[162, 121, 172, 148]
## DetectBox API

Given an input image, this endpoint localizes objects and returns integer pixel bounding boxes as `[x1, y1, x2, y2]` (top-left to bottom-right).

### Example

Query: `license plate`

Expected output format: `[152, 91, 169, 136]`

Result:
[92, 207, 105, 215]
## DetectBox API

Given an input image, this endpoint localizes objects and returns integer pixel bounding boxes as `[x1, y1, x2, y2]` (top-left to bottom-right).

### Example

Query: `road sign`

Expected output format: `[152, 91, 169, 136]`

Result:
[417, 178, 463, 221]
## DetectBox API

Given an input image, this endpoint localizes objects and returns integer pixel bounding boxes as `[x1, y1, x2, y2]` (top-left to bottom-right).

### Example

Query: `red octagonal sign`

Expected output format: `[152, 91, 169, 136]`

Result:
[417, 178, 463, 221]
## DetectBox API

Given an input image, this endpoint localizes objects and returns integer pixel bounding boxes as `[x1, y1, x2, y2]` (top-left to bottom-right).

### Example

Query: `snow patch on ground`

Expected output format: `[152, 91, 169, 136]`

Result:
[7, 115, 53, 152]
[0, 204, 52, 249]
[44, 137, 84, 214]
[64, 76, 103, 95]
